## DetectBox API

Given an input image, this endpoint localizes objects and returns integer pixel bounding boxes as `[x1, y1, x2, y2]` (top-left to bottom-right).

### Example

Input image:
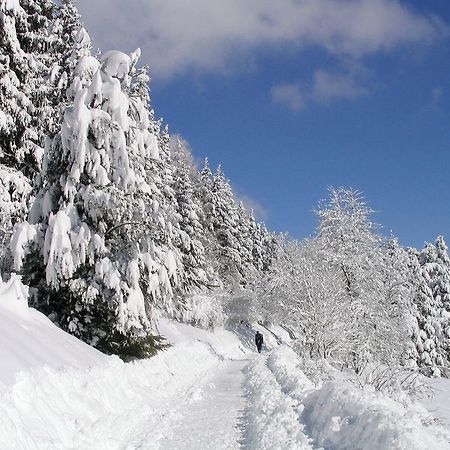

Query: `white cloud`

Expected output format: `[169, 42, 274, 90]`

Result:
[312, 70, 368, 102]
[432, 87, 443, 106]
[272, 70, 368, 110]
[271, 83, 304, 111]
[76, 0, 446, 79]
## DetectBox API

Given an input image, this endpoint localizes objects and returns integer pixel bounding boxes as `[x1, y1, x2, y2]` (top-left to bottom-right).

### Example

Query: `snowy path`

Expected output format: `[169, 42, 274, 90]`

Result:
[158, 359, 248, 450]
[76, 356, 250, 450]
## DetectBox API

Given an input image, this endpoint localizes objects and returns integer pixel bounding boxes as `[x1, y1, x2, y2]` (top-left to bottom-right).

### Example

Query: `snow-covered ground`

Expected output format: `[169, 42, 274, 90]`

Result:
[1, 276, 450, 449]
[0, 274, 107, 385]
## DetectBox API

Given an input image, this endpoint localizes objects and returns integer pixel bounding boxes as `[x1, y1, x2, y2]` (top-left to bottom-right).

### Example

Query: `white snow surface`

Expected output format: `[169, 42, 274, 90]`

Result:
[0, 282, 450, 450]
[0, 275, 107, 385]
[0, 0, 22, 13]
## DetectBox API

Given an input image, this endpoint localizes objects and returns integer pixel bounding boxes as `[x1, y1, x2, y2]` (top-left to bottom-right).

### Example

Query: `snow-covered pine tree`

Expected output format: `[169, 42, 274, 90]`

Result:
[47, 0, 85, 132]
[195, 159, 224, 284]
[0, 0, 57, 175]
[413, 236, 450, 375]
[435, 236, 450, 356]
[0, 0, 64, 270]
[415, 241, 447, 375]
[235, 201, 258, 271]
[15, 47, 182, 357]
[170, 138, 211, 293]
[406, 247, 431, 370]
[210, 165, 253, 285]
[381, 238, 418, 366]
[0, 164, 32, 273]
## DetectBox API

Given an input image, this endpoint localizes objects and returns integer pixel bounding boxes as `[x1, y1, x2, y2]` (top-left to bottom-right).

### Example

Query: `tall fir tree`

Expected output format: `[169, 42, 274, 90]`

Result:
[170, 138, 211, 293]
[414, 236, 450, 375]
[15, 47, 181, 357]
[415, 241, 446, 375]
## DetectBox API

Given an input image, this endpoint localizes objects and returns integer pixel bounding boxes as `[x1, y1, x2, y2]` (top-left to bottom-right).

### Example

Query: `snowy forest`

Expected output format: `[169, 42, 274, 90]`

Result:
[1, 0, 450, 380]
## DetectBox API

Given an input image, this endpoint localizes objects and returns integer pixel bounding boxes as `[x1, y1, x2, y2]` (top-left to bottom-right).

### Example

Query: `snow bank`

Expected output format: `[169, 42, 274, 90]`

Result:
[243, 354, 312, 449]
[266, 345, 315, 397]
[302, 380, 450, 450]
[0, 275, 107, 385]
[263, 345, 450, 450]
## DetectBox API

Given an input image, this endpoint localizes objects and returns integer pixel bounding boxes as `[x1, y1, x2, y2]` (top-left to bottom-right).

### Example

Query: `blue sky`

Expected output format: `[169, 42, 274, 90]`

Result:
[77, 0, 450, 249]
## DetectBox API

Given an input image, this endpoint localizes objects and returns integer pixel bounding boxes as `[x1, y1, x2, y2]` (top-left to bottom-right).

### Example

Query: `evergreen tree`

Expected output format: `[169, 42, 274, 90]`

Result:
[381, 238, 418, 366]
[407, 247, 432, 371]
[414, 236, 450, 375]
[47, 0, 85, 131]
[15, 48, 180, 357]
[0, 0, 66, 270]
[435, 236, 450, 337]
[170, 138, 211, 292]
[209, 166, 245, 285]
[0, 0, 57, 175]
[416, 241, 446, 374]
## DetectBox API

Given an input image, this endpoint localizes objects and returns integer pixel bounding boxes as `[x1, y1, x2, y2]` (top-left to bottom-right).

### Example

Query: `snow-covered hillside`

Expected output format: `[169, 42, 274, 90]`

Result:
[1, 278, 450, 450]
[0, 275, 107, 385]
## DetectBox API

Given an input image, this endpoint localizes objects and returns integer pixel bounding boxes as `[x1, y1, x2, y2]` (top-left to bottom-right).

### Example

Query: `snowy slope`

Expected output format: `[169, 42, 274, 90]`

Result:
[0, 275, 107, 385]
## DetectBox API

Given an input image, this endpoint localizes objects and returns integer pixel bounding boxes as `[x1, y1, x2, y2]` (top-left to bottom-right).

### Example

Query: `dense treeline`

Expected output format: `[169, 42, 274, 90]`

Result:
[0, 0, 276, 357]
[250, 188, 450, 376]
[1, 0, 449, 376]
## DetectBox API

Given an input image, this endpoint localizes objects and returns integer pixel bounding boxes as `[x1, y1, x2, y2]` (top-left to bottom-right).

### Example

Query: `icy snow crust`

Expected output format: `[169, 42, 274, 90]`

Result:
[1, 285, 450, 449]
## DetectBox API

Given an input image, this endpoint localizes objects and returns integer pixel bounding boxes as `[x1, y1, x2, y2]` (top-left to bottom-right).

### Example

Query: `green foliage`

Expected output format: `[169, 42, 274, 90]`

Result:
[96, 330, 170, 361]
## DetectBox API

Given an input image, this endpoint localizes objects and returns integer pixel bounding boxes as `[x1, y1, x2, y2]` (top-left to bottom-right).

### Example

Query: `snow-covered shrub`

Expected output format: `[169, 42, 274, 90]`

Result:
[356, 365, 435, 400]
[182, 293, 226, 329]
[411, 236, 450, 376]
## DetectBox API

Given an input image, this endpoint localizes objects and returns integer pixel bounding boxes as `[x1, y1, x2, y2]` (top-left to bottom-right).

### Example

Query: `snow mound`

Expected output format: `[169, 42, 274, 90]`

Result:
[302, 380, 450, 450]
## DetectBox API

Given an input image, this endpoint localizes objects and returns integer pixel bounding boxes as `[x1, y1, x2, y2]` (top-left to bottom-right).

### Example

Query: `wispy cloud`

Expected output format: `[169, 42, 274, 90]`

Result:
[312, 70, 368, 103]
[237, 193, 269, 223]
[431, 87, 443, 106]
[77, 0, 447, 79]
[271, 83, 305, 111]
[271, 70, 368, 111]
